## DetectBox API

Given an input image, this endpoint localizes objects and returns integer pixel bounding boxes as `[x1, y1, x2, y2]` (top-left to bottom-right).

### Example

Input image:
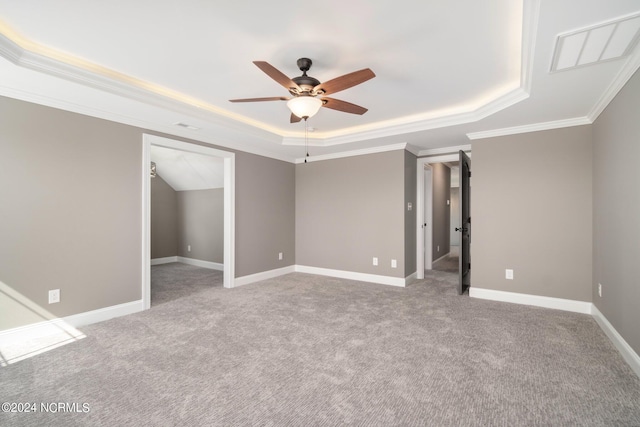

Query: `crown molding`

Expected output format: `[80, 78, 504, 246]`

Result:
[466, 117, 592, 140]
[0, 28, 287, 138]
[0, 84, 296, 163]
[294, 143, 409, 164]
[418, 144, 472, 157]
[587, 43, 640, 122]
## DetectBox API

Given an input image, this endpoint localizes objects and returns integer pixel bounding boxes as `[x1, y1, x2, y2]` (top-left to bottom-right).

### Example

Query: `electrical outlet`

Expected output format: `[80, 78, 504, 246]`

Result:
[278, 252, 283, 261]
[505, 269, 514, 280]
[598, 283, 602, 297]
[187, 245, 191, 252]
[48, 289, 60, 304]
[407, 202, 412, 211]
[373, 257, 378, 266]
[391, 259, 397, 268]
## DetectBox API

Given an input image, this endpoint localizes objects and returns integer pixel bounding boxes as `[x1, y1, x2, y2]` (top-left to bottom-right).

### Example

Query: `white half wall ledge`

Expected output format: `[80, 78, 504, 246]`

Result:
[592, 305, 640, 379]
[469, 287, 592, 314]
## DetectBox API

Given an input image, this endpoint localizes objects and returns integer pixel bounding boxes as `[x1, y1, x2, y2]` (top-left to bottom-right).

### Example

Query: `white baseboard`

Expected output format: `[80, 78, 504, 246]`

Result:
[150, 256, 223, 271]
[234, 265, 296, 287]
[295, 265, 406, 287]
[0, 299, 144, 343]
[177, 256, 223, 271]
[150, 256, 177, 265]
[0, 300, 143, 365]
[469, 287, 592, 314]
[233, 265, 415, 288]
[433, 252, 451, 264]
[592, 305, 640, 379]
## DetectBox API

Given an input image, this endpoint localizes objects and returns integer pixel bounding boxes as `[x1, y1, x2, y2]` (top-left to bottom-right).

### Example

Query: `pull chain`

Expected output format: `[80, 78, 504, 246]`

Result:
[304, 117, 309, 163]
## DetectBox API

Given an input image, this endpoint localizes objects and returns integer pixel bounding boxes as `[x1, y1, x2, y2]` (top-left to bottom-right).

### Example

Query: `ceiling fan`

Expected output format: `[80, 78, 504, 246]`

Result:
[230, 58, 375, 123]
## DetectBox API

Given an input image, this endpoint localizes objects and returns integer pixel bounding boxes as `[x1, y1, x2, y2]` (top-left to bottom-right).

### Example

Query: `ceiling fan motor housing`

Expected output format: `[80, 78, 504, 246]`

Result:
[291, 58, 321, 95]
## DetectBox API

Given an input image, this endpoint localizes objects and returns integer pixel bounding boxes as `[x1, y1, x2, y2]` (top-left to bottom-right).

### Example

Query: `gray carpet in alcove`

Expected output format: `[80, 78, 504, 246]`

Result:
[2, 263, 640, 426]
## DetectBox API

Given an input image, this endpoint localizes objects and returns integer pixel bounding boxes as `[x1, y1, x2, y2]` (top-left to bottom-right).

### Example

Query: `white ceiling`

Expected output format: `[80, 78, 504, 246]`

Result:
[0, 1, 639, 162]
[151, 145, 224, 191]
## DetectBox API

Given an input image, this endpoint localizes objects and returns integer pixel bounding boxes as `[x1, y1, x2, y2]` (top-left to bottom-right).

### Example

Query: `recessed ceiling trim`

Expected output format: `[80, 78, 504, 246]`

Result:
[0, 0, 538, 148]
[588, 38, 640, 121]
[0, 22, 286, 137]
[282, 86, 530, 147]
[294, 143, 408, 164]
[466, 117, 592, 140]
[418, 145, 472, 157]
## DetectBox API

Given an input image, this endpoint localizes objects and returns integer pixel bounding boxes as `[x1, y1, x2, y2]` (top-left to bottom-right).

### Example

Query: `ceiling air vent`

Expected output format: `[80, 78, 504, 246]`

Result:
[551, 12, 640, 72]
[174, 122, 200, 130]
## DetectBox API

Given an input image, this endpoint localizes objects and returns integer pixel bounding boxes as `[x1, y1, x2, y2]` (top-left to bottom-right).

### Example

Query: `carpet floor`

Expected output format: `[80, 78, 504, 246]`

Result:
[2, 264, 639, 426]
[432, 247, 460, 274]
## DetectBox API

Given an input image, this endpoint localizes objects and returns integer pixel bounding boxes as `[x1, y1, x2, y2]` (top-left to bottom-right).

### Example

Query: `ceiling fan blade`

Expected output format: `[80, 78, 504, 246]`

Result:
[253, 61, 301, 93]
[290, 113, 302, 123]
[229, 96, 289, 103]
[321, 97, 368, 115]
[314, 68, 375, 96]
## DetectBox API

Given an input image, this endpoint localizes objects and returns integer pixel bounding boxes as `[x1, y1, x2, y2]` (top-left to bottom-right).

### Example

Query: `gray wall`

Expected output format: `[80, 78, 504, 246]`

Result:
[592, 68, 640, 354]
[0, 97, 142, 330]
[151, 175, 178, 259]
[471, 126, 593, 301]
[432, 163, 451, 260]
[404, 151, 417, 277]
[296, 150, 406, 278]
[177, 188, 224, 264]
[235, 151, 295, 277]
[0, 95, 296, 331]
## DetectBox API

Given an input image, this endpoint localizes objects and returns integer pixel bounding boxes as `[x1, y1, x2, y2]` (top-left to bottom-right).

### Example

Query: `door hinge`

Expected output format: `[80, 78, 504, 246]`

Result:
[468, 263, 471, 269]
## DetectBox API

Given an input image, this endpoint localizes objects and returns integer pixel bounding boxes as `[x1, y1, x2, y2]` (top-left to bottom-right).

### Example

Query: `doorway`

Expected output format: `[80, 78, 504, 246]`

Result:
[416, 151, 470, 280]
[142, 134, 235, 310]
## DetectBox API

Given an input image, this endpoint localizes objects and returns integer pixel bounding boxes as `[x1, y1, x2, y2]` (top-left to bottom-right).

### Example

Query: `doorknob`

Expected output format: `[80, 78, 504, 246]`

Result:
[455, 227, 465, 232]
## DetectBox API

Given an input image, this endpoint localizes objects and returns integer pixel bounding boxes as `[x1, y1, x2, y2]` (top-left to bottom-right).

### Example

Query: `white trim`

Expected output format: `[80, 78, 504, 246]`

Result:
[469, 287, 592, 314]
[142, 134, 235, 310]
[142, 139, 151, 310]
[0, 2, 539, 152]
[592, 305, 640, 379]
[418, 144, 471, 157]
[64, 300, 144, 326]
[234, 265, 296, 287]
[295, 265, 406, 287]
[294, 143, 408, 164]
[587, 45, 640, 122]
[0, 300, 143, 366]
[0, 300, 143, 345]
[466, 117, 592, 140]
[432, 252, 451, 264]
[177, 257, 223, 271]
[150, 256, 178, 266]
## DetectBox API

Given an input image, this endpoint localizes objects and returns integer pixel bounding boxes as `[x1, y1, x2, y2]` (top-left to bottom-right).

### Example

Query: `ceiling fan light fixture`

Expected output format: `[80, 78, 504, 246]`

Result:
[287, 96, 322, 119]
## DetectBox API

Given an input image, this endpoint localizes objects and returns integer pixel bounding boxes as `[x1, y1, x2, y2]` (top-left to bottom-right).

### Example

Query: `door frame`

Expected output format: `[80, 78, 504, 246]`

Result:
[142, 134, 235, 310]
[416, 152, 469, 279]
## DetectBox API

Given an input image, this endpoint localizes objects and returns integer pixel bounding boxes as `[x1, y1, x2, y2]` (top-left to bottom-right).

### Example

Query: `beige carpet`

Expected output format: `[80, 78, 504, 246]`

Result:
[2, 264, 639, 426]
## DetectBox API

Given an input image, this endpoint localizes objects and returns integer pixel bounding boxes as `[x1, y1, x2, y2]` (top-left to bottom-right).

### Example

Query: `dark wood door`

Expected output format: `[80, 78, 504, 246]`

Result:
[458, 150, 471, 295]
